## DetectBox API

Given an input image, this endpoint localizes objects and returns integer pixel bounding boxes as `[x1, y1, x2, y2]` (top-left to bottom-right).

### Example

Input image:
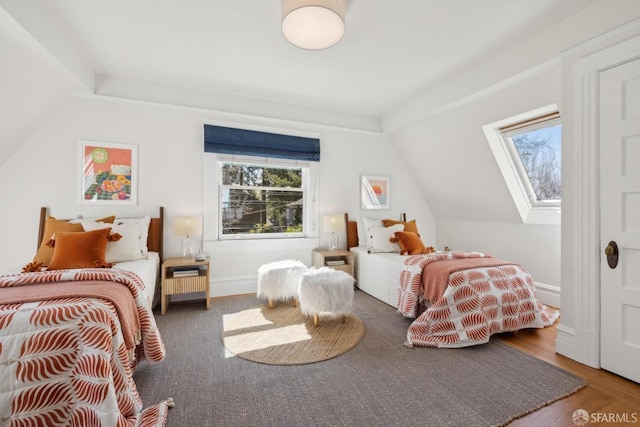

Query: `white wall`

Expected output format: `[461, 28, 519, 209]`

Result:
[0, 95, 436, 299]
[437, 220, 560, 307]
[392, 65, 562, 306]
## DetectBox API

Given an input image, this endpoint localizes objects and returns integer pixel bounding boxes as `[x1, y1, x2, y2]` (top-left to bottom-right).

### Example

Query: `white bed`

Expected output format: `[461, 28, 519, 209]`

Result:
[3, 207, 163, 307]
[1, 251, 160, 305]
[351, 246, 403, 307]
[345, 213, 559, 348]
[0, 207, 171, 426]
[114, 251, 161, 305]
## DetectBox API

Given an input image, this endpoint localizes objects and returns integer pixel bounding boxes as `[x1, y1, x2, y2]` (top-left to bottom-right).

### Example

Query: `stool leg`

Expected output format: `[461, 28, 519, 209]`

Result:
[313, 313, 319, 327]
[342, 315, 346, 324]
[268, 298, 274, 308]
[292, 297, 298, 308]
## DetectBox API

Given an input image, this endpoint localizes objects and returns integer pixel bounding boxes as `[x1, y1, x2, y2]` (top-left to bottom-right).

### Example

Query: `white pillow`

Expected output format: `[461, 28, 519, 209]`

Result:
[360, 217, 383, 248]
[80, 219, 143, 263]
[368, 224, 404, 253]
[115, 215, 151, 254]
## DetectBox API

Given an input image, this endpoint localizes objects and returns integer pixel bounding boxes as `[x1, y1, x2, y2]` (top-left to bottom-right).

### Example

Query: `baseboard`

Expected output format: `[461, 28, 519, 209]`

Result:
[211, 275, 257, 298]
[555, 323, 576, 361]
[534, 281, 560, 309]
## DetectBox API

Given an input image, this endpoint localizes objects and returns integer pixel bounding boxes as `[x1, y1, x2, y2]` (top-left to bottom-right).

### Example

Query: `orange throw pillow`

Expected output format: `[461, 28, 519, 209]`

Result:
[382, 218, 419, 235]
[47, 228, 113, 270]
[33, 216, 115, 266]
[392, 231, 433, 255]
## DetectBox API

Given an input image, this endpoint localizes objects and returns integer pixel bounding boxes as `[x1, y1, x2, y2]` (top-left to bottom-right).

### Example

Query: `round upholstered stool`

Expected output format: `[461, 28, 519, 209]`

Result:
[298, 267, 355, 326]
[257, 259, 308, 308]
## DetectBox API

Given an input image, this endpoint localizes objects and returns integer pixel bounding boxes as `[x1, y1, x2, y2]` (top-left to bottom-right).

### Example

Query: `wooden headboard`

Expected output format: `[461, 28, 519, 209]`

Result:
[37, 206, 164, 264]
[345, 213, 359, 249]
[344, 212, 406, 249]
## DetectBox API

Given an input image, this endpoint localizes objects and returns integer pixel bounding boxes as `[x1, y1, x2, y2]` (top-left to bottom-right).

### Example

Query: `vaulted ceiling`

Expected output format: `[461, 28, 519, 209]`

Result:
[1, 0, 601, 165]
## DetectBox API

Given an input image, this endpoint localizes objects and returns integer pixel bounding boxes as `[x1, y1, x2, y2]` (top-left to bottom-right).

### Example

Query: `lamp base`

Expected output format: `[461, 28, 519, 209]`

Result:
[181, 237, 194, 261]
[329, 232, 339, 251]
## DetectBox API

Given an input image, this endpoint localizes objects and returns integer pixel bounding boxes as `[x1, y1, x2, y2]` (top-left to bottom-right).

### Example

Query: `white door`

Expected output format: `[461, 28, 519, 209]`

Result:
[600, 57, 640, 383]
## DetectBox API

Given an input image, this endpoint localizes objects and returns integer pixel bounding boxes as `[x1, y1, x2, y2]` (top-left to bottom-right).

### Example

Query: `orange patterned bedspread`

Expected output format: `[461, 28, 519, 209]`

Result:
[398, 252, 559, 348]
[0, 269, 172, 426]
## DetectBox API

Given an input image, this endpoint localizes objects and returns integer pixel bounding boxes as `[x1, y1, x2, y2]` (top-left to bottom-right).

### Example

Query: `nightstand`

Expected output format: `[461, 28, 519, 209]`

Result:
[161, 257, 210, 315]
[312, 249, 354, 277]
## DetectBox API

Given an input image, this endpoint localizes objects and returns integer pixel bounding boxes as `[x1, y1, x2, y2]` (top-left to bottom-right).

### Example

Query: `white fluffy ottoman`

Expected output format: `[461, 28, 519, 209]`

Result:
[257, 259, 308, 308]
[298, 267, 355, 326]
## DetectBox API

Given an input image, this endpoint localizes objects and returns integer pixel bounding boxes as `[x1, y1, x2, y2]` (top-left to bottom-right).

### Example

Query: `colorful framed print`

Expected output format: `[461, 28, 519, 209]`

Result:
[360, 174, 390, 210]
[79, 141, 138, 205]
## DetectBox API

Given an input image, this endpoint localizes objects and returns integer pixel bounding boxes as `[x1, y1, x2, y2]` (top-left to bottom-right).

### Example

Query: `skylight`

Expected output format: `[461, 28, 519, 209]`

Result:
[483, 105, 562, 225]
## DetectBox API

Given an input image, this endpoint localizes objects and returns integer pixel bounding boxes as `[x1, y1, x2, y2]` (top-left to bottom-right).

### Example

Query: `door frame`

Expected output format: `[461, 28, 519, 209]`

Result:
[561, 26, 640, 368]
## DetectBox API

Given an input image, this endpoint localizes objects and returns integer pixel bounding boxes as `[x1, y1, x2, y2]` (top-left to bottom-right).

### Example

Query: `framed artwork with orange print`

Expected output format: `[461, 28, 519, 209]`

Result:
[79, 141, 138, 205]
[361, 174, 389, 210]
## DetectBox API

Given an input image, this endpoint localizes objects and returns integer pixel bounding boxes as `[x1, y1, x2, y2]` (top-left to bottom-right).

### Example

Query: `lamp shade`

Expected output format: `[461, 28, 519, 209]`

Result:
[323, 214, 345, 233]
[173, 216, 202, 237]
[281, 0, 346, 50]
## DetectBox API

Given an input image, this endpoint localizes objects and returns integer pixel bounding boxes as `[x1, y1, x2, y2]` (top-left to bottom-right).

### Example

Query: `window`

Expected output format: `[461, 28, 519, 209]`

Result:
[202, 124, 320, 241]
[483, 105, 561, 224]
[219, 159, 307, 238]
[500, 112, 561, 207]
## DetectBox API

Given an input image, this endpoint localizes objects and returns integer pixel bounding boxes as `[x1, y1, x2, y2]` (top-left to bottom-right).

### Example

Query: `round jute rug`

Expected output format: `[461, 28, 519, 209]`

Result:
[221, 303, 365, 365]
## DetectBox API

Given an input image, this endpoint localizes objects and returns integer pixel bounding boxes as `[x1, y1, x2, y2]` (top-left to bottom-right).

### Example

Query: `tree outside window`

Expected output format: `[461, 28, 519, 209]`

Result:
[501, 114, 561, 207]
[220, 162, 305, 236]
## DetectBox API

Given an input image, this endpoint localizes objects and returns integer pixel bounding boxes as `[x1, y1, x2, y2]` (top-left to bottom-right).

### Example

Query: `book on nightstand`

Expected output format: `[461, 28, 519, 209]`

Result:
[325, 260, 346, 266]
[172, 269, 200, 277]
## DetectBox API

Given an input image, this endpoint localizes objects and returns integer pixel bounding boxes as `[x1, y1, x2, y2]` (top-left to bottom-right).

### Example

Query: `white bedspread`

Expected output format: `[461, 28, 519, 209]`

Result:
[1, 252, 160, 307]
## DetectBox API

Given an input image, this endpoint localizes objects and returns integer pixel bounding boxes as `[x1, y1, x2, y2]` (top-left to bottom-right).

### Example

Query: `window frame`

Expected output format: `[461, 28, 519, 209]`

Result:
[501, 115, 561, 208]
[218, 156, 308, 240]
[482, 104, 561, 225]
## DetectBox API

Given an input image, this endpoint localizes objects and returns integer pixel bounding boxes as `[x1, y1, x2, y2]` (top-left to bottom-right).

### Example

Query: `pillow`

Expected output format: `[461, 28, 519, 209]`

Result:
[382, 218, 419, 235]
[360, 217, 383, 248]
[47, 228, 113, 270]
[80, 219, 143, 263]
[368, 224, 404, 253]
[33, 215, 115, 266]
[69, 215, 116, 225]
[115, 215, 151, 254]
[391, 231, 435, 255]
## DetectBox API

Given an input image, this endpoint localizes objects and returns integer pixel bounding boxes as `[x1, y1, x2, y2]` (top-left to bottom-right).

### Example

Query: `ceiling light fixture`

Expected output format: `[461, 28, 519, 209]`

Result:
[281, 0, 347, 50]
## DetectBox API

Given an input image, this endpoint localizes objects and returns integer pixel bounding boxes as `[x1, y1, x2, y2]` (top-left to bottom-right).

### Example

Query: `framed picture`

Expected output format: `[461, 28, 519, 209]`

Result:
[360, 174, 390, 210]
[79, 141, 138, 205]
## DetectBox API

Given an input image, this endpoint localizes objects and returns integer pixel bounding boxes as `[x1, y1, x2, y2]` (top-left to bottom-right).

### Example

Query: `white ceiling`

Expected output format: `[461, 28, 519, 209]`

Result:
[0, 0, 602, 165]
[30, 0, 598, 118]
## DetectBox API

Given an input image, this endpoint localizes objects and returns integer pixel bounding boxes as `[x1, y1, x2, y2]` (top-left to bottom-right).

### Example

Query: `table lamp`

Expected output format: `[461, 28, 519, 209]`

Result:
[173, 216, 202, 260]
[323, 214, 345, 251]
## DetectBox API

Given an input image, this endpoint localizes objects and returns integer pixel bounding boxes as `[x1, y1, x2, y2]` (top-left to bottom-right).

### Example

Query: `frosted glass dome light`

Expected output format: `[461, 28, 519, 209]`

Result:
[282, 0, 347, 50]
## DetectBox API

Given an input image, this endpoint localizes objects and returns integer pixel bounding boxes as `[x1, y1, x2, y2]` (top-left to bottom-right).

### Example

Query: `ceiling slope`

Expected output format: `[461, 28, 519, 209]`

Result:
[0, 0, 607, 167]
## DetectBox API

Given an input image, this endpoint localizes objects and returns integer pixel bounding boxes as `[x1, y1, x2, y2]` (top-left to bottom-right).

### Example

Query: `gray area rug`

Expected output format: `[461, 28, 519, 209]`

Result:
[134, 290, 585, 427]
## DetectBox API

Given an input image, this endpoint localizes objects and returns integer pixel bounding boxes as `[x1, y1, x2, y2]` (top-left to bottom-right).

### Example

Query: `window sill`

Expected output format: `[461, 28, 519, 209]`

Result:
[203, 236, 320, 253]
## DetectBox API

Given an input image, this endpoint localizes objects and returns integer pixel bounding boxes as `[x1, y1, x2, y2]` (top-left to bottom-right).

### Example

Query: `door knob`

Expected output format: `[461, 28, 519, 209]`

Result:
[604, 241, 618, 269]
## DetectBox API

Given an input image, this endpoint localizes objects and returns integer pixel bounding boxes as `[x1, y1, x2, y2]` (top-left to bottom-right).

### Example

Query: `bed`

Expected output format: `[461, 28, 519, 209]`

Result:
[0, 207, 173, 426]
[346, 213, 559, 348]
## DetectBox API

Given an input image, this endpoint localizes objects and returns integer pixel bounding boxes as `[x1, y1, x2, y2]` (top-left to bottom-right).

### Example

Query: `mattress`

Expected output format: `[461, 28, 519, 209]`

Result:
[0, 252, 160, 307]
[350, 246, 404, 307]
[113, 251, 160, 304]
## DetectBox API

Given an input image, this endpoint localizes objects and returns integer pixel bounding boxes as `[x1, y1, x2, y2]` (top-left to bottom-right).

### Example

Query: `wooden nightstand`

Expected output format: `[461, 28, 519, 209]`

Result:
[161, 257, 210, 315]
[312, 249, 354, 277]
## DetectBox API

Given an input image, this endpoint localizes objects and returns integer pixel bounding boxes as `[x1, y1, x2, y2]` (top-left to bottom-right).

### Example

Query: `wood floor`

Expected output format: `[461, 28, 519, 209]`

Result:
[497, 321, 640, 426]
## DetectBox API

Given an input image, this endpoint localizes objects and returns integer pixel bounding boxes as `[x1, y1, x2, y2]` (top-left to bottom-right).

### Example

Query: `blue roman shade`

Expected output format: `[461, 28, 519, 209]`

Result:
[204, 125, 320, 161]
